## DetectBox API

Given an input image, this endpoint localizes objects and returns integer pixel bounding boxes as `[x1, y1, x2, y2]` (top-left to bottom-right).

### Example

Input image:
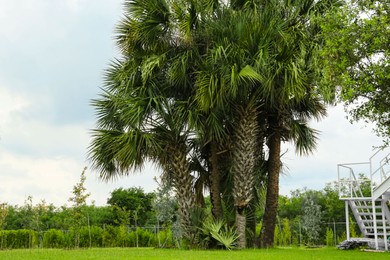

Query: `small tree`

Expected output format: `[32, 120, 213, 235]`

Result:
[302, 197, 322, 245]
[152, 179, 179, 247]
[68, 167, 90, 248]
[325, 227, 334, 247]
[282, 218, 292, 246]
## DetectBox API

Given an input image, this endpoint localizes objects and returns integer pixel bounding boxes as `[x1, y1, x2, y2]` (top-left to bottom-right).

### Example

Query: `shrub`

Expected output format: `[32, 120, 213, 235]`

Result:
[102, 225, 118, 247]
[79, 226, 103, 248]
[0, 229, 38, 249]
[43, 229, 66, 248]
[325, 227, 334, 246]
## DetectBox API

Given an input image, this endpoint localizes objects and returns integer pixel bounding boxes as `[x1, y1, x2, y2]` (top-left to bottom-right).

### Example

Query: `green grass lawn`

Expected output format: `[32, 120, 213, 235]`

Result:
[0, 247, 389, 260]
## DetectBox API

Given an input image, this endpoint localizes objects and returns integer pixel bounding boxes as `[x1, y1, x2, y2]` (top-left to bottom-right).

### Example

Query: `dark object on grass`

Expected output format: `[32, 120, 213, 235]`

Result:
[338, 240, 365, 250]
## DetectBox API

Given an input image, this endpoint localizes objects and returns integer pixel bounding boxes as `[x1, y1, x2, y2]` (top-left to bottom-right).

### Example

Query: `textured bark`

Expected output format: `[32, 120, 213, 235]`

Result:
[232, 105, 259, 248]
[260, 129, 281, 248]
[209, 141, 223, 219]
[171, 147, 196, 242]
[236, 207, 246, 249]
[246, 204, 258, 248]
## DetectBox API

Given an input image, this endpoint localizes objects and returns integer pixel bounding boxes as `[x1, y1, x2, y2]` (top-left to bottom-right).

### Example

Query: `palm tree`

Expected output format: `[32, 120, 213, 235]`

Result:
[89, 0, 208, 243]
[193, 4, 278, 248]
[256, 0, 339, 247]
[196, 0, 335, 248]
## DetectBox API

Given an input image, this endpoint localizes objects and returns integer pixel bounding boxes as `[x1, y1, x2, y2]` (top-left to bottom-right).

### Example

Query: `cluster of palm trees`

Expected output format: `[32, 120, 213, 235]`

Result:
[89, 0, 340, 249]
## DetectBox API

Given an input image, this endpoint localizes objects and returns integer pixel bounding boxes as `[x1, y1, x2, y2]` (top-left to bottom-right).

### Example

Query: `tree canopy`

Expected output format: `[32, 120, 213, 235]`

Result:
[321, 0, 390, 143]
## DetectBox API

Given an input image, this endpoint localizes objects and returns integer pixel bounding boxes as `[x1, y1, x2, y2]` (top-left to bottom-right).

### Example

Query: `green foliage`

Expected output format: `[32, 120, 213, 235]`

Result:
[349, 217, 358, 238]
[338, 231, 346, 244]
[274, 225, 280, 246]
[0, 229, 38, 249]
[43, 229, 66, 248]
[0, 202, 8, 249]
[68, 167, 91, 248]
[322, 183, 345, 223]
[325, 228, 334, 247]
[320, 0, 390, 143]
[201, 219, 238, 250]
[102, 225, 118, 247]
[281, 219, 292, 246]
[108, 187, 155, 226]
[157, 228, 174, 248]
[79, 226, 103, 248]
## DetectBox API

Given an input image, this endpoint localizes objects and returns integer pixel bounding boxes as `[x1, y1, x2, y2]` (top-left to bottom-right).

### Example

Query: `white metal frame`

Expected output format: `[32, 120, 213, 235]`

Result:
[337, 147, 390, 251]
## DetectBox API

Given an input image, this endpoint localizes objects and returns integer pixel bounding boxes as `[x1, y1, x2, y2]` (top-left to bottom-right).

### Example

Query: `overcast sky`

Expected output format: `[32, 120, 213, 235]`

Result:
[0, 0, 383, 207]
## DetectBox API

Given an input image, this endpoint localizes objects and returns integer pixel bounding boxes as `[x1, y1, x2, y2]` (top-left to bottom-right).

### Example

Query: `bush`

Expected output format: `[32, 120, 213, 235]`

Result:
[157, 228, 174, 248]
[325, 228, 334, 247]
[79, 226, 103, 248]
[0, 229, 38, 249]
[137, 228, 154, 247]
[102, 225, 118, 247]
[43, 229, 66, 248]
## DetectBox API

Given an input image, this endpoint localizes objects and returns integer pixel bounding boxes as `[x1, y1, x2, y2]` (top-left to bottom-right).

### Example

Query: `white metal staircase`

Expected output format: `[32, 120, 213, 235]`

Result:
[338, 148, 390, 250]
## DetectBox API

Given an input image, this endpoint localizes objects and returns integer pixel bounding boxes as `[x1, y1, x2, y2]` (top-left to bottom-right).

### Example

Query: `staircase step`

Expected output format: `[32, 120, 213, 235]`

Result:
[358, 212, 382, 216]
[362, 220, 390, 225]
[362, 226, 390, 230]
[354, 206, 382, 209]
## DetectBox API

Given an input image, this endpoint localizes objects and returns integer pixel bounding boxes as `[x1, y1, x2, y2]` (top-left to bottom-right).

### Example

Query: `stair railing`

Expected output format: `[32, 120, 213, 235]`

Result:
[338, 163, 370, 199]
[369, 148, 390, 250]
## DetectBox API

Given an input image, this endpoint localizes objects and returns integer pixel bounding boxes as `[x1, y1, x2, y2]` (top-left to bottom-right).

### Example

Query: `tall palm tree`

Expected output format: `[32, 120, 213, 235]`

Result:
[89, 0, 209, 243]
[194, 4, 278, 248]
[256, 0, 339, 247]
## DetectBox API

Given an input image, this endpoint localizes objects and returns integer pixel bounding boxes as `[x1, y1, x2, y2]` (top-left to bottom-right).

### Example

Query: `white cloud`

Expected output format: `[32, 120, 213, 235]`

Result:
[0, 0, 164, 207]
[0, 87, 30, 125]
[0, 152, 81, 206]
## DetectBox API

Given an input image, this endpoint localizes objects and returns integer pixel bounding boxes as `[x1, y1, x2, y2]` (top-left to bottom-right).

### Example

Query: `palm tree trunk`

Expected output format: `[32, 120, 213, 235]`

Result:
[209, 141, 223, 219]
[232, 105, 259, 249]
[260, 129, 281, 248]
[171, 147, 196, 243]
[236, 207, 246, 248]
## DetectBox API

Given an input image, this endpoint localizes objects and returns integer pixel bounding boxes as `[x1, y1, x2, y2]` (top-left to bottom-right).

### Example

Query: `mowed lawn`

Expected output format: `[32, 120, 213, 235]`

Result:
[0, 247, 389, 260]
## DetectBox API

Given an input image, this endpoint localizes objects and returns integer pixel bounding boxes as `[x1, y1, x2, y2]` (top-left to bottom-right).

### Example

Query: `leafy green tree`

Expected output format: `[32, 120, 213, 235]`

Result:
[321, 0, 390, 143]
[84, 205, 115, 227]
[322, 182, 345, 223]
[107, 187, 155, 226]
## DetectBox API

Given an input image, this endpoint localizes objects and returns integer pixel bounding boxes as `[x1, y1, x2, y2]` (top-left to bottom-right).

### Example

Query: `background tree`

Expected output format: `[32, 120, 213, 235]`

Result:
[321, 0, 390, 143]
[107, 187, 155, 227]
[301, 196, 322, 245]
[0, 202, 8, 249]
